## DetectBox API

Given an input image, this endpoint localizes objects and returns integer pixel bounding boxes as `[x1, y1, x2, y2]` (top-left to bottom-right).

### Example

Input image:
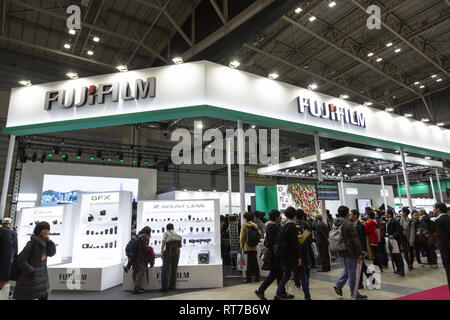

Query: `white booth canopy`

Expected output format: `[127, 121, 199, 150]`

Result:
[4, 61, 450, 159]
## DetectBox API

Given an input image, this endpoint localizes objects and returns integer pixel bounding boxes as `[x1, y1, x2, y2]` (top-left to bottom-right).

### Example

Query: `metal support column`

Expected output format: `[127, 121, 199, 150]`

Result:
[380, 175, 388, 212]
[400, 149, 413, 211]
[429, 175, 437, 203]
[340, 180, 346, 206]
[237, 120, 245, 222]
[227, 138, 233, 215]
[396, 175, 402, 207]
[0, 135, 15, 219]
[435, 169, 444, 203]
[314, 134, 327, 225]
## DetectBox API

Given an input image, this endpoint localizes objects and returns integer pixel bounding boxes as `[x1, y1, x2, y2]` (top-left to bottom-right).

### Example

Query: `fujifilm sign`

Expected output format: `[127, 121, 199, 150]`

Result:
[44, 77, 156, 110]
[297, 97, 366, 128]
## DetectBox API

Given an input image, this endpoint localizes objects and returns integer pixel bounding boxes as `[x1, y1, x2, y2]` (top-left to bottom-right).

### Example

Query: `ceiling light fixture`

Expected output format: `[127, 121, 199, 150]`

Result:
[229, 60, 240, 69]
[385, 107, 394, 112]
[376, 57, 383, 62]
[404, 113, 413, 118]
[414, 81, 420, 85]
[308, 83, 318, 90]
[172, 56, 183, 64]
[436, 78, 442, 82]
[367, 52, 374, 57]
[93, 36, 100, 42]
[68, 29, 76, 35]
[116, 65, 128, 72]
[425, 157, 431, 160]
[87, 50, 94, 56]
[353, 158, 358, 162]
[376, 148, 383, 152]
[64, 43, 71, 49]
[421, 118, 430, 123]
[309, 16, 316, 22]
[364, 102, 373, 106]
[420, 85, 425, 89]
[386, 42, 393, 47]
[340, 94, 349, 99]
[294, 7, 302, 14]
[431, 75, 437, 78]
[66, 72, 78, 80]
[329, 1, 336, 8]
[436, 123, 444, 127]
[268, 73, 279, 80]
[18, 80, 32, 87]
[395, 48, 401, 53]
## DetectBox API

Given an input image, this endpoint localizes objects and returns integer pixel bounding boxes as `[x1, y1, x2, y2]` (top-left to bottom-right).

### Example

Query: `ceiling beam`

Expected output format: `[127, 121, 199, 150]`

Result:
[209, 0, 226, 24]
[181, 0, 277, 62]
[243, 43, 387, 108]
[281, 16, 422, 100]
[350, 0, 449, 76]
[8, 0, 168, 63]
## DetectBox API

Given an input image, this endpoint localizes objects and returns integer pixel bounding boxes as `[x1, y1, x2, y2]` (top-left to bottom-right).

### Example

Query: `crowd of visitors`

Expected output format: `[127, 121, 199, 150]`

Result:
[234, 202, 450, 300]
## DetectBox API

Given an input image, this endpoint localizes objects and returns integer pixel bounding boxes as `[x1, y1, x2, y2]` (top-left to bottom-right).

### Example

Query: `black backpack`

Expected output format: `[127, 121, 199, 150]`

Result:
[125, 236, 140, 259]
[247, 225, 261, 247]
[273, 225, 288, 257]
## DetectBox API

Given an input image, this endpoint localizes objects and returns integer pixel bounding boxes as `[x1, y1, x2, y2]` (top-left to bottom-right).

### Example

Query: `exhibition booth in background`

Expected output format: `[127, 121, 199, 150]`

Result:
[2, 61, 450, 291]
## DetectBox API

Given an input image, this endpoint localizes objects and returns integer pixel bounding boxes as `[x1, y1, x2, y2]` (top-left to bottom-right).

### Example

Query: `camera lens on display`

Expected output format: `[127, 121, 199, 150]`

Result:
[188, 215, 191, 221]
[190, 227, 193, 233]
[105, 229, 108, 234]
[208, 227, 211, 232]
[202, 227, 205, 232]
[162, 227, 165, 233]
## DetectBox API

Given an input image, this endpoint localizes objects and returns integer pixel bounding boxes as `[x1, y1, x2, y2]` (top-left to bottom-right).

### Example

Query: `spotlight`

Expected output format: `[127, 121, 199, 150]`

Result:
[436, 123, 444, 127]
[376, 57, 383, 62]
[436, 78, 442, 82]
[385, 108, 394, 112]
[353, 158, 358, 162]
[431, 75, 437, 78]
[308, 83, 318, 90]
[414, 81, 420, 85]
[64, 43, 71, 49]
[294, 7, 302, 13]
[18, 80, 32, 87]
[66, 72, 78, 80]
[92, 36, 100, 42]
[116, 65, 128, 72]
[367, 52, 374, 57]
[68, 29, 76, 35]
[419, 85, 425, 89]
[364, 102, 373, 106]
[329, 1, 336, 8]
[421, 118, 430, 123]
[229, 60, 240, 69]
[386, 42, 393, 47]
[404, 113, 413, 118]
[87, 50, 94, 56]
[340, 94, 349, 99]
[172, 56, 183, 65]
[268, 73, 279, 80]
[376, 148, 383, 152]
[395, 48, 401, 53]
[309, 16, 316, 22]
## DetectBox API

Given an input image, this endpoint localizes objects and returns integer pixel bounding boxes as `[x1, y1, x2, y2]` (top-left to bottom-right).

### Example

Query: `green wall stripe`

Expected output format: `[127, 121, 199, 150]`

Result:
[4, 104, 450, 159]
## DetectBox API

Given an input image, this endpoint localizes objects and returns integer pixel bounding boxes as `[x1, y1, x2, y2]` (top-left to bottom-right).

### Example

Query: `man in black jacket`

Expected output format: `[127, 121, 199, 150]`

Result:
[350, 210, 370, 289]
[311, 215, 330, 272]
[433, 203, 450, 293]
[333, 206, 367, 300]
[386, 210, 405, 276]
[275, 207, 308, 300]
[0, 218, 17, 290]
[255, 210, 291, 300]
[419, 209, 438, 267]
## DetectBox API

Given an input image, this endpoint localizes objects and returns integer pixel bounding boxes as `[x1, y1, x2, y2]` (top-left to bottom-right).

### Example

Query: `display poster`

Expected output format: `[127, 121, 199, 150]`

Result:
[276, 185, 294, 210]
[316, 181, 340, 200]
[357, 199, 373, 214]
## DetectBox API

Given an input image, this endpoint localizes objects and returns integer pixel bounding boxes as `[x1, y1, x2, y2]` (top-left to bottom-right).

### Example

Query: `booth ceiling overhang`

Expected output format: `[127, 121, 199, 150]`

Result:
[4, 61, 450, 160]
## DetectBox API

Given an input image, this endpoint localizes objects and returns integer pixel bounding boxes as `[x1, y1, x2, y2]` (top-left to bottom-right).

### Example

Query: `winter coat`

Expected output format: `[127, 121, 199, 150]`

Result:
[255, 218, 266, 239]
[354, 220, 368, 251]
[311, 221, 329, 245]
[263, 221, 281, 270]
[332, 217, 362, 259]
[399, 216, 416, 243]
[279, 220, 302, 270]
[0, 227, 17, 282]
[239, 221, 261, 252]
[386, 218, 404, 242]
[365, 219, 379, 246]
[13, 235, 56, 300]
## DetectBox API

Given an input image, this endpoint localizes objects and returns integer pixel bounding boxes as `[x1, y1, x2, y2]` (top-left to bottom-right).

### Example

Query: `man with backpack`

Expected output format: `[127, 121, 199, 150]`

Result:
[274, 207, 306, 300]
[239, 212, 261, 283]
[331, 206, 367, 300]
[255, 209, 290, 300]
[125, 226, 155, 294]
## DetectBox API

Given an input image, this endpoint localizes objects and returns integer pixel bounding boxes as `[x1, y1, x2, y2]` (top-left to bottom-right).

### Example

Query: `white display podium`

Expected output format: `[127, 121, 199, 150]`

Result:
[16, 205, 73, 265]
[124, 199, 223, 290]
[48, 191, 132, 291]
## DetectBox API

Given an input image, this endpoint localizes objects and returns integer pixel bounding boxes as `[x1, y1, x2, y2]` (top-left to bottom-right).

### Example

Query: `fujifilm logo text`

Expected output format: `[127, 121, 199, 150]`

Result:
[44, 77, 156, 110]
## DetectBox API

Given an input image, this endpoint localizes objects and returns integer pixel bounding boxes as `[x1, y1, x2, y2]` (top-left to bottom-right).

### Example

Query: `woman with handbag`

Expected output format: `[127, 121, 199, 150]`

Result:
[13, 222, 56, 300]
[365, 211, 383, 272]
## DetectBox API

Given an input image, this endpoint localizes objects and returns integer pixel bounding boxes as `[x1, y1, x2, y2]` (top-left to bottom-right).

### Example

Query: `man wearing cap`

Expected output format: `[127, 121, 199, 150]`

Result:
[0, 217, 18, 290]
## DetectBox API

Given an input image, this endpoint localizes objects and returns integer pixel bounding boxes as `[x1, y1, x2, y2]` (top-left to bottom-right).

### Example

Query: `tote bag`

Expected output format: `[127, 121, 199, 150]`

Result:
[236, 252, 248, 272]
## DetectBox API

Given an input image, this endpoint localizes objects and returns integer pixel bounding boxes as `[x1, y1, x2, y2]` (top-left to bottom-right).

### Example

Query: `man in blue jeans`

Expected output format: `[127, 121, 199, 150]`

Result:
[333, 206, 368, 300]
[275, 207, 311, 300]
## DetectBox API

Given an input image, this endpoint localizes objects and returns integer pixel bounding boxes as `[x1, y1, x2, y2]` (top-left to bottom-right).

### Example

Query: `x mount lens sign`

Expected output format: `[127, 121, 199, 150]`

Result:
[297, 97, 366, 128]
[44, 77, 156, 110]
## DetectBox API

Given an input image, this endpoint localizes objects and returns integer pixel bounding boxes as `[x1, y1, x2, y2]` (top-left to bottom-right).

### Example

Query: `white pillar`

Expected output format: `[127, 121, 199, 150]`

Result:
[396, 175, 402, 206]
[314, 134, 327, 225]
[429, 175, 437, 203]
[340, 180, 346, 206]
[0, 135, 15, 219]
[435, 169, 444, 203]
[380, 175, 388, 212]
[226, 138, 233, 215]
[237, 120, 245, 222]
[400, 149, 413, 211]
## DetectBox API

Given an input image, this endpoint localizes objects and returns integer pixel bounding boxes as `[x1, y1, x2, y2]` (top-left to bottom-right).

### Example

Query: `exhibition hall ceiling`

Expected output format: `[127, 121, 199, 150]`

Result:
[0, 0, 448, 126]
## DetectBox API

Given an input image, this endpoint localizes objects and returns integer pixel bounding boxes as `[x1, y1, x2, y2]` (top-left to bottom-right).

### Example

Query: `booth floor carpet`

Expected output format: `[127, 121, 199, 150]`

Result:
[393, 285, 450, 300]
[48, 259, 448, 300]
